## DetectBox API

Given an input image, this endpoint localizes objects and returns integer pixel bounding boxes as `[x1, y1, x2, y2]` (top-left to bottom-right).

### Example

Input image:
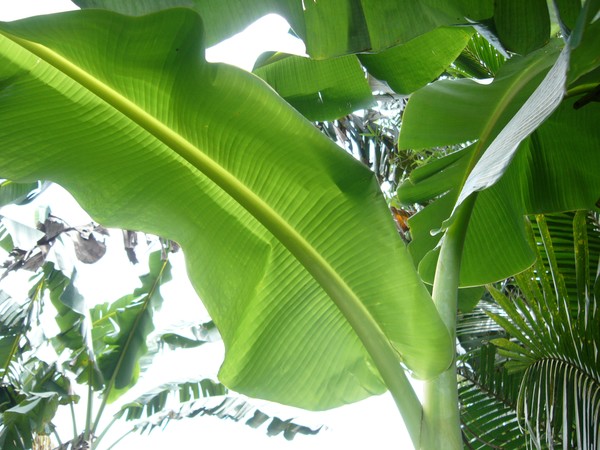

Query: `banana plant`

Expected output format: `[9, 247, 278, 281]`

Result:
[0, 207, 317, 449]
[1, 0, 600, 449]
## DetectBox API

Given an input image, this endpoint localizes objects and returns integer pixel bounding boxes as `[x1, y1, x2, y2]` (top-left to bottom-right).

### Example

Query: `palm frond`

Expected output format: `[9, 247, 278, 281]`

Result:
[117, 378, 227, 422]
[127, 395, 322, 441]
[459, 344, 526, 450]
[487, 211, 600, 449]
[448, 33, 507, 79]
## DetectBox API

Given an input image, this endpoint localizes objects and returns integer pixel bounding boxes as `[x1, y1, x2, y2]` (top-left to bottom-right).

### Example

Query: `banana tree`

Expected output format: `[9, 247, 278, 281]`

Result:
[0, 209, 318, 449]
[1, 0, 600, 449]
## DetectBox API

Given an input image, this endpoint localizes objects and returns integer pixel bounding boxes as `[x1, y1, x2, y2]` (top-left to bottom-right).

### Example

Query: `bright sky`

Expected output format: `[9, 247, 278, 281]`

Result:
[0, 2, 417, 449]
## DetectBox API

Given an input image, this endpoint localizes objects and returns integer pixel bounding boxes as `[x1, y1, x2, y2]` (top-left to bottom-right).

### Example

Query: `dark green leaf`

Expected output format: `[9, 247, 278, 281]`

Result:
[359, 27, 473, 95]
[91, 252, 171, 402]
[493, 0, 550, 55]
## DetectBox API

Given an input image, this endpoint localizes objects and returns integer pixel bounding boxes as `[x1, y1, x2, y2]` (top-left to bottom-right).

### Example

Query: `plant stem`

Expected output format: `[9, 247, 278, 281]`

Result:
[421, 195, 476, 450]
[52, 426, 63, 447]
[94, 415, 118, 449]
[106, 429, 133, 450]
[85, 367, 94, 449]
[69, 401, 78, 443]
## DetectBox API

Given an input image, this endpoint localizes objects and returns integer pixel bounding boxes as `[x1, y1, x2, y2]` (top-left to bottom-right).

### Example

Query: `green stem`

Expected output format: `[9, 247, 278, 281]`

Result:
[85, 372, 94, 448]
[94, 415, 118, 449]
[52, 426, 63, 447]
[106, 429, 133, 450]
[421, 195, 476, 450]
[69, 401, 78, 443]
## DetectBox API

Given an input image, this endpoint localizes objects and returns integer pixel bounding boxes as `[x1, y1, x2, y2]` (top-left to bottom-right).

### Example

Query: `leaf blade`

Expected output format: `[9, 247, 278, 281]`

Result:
[0, 9, 452, 410]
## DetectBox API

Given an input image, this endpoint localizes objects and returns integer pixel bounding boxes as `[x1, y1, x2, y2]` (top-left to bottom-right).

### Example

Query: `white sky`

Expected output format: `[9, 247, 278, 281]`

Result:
[0, 2, 418, 449]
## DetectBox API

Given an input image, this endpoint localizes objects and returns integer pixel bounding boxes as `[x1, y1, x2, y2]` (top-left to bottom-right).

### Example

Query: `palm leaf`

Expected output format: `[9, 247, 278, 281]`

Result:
[458, 344, 526, 450]
[449, 32, 507, 79]
[487, 212, 600, 449]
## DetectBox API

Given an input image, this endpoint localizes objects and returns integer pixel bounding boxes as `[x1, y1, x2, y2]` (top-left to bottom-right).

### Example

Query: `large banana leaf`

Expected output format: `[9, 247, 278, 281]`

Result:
[74, 0, 493, 58]
[397, 16, 600, 286]
[0, 10, 452, 411]
[493, 0, 550, 55]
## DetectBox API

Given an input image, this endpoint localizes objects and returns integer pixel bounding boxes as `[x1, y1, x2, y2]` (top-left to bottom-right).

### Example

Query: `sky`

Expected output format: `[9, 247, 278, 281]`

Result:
[0, 2, 417, 449]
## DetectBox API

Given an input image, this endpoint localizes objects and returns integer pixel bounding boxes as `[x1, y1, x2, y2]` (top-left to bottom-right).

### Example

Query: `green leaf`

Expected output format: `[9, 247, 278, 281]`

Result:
[91, 252, 171, 402]
[554, 0, 583, 34]
[400, 40, 562, 150]
[0, 9, 452, 411]
[3, 392, 59, 435]
[359, 27, 474, 95]
[128, 394, 322, 440]
[486, 213, 600, 448]
[568, 18, 600, 84]
[117, 379, 227, 421]
[450, 32, 507, 79]
[75, 0, 493, 58]
[493, 0, 550, 55]
[45, 266, 88, 352]
[72, 0, 285, 48]
[19, 359, 78, 406]
[253, 53, 374, 121]
[0, 180, 39, 208]
[398, 27, 600, 286]
[457, 286, 485, 313]
[452, 44, 570, 214]
[458, 344, 526, 449]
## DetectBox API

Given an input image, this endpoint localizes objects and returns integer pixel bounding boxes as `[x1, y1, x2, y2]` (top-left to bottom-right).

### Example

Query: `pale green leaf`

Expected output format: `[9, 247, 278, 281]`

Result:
[0, 10, 452, 411]
[452, 45, 570, 215]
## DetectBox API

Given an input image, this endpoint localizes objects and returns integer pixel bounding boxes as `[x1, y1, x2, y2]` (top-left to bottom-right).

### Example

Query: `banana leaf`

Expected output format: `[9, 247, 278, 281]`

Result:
[0, 10, 452, 412]
[73, 0, 493, 58]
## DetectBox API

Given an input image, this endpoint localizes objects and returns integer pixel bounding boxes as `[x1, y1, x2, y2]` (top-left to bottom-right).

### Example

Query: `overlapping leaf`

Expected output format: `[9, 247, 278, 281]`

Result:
[74, 0, 493, 58]
[397, 22, 600, 285]
[493, 0, 550, 55]
[359, 27, 474, 95]
[458, 345, 526, 449]
[253, 52, 374, 121]
[0, 10, 453, 410]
